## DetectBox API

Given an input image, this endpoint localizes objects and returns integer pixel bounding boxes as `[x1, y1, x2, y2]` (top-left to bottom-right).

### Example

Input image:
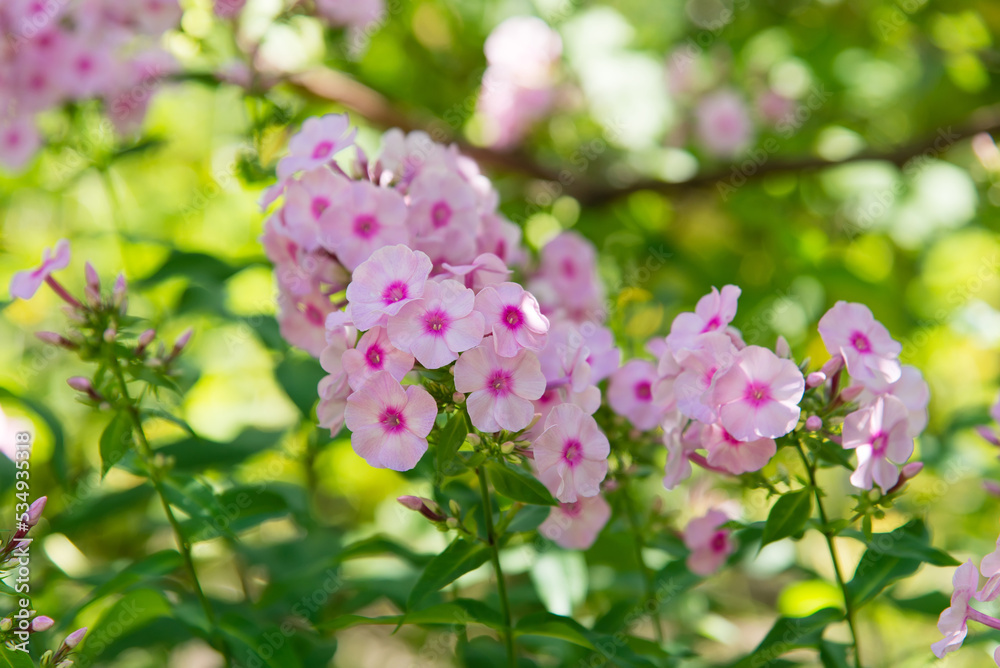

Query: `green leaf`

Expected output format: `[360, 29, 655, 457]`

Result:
[100, 411, 134, 477]
[506, 505, 550, 533]
[137, 250, 249, 288]
[220, 617, 303, 668]
[819, 640, 852, 668]
[336, 535, 432, 566]
[485, 460, 557, 506]
[153, 428, 283, 471]
[846, 520, 934, 609]
[0, 645, 35, 668]
[761, 489, 812, 548]
[320, 599, 504, 632]
[515, 612, 596, 649]
[842, 525, 959, 567]
[436, 412, 468, 475]
[77, 589, 173, 663]
[275, 356, 326, 417]
[407, 538, 490, 609]
[732, 608, 844, 667]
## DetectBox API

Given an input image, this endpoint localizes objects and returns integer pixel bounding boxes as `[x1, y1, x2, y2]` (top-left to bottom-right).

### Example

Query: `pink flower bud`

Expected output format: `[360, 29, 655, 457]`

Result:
[820, 355, 844, 377]
[35, 331, 77, 349]
[136, 329, 156, 354]
[977, 425, 1000, 447]
[103, 328, 117, 343]
[984, 480, 1000, 497]
[62, 626, 87, 649]
[805, 416, 822, 431]
[397, 495, 424, 512]
[84, 262, 100, 291]
[839, 384, 864, 402]
[31, 616, 54, 632]
[170, 328, 193, 357]
[806, 371, 826, 388]
[775, 336, 791, 359]
[397, 496, 445, 522]
[901, 461, 924, 478]
[452, 392, 465, 404]
[67, 377, 93, 393]
[112, 273, 127, 306]
[25, 496, 47, 526]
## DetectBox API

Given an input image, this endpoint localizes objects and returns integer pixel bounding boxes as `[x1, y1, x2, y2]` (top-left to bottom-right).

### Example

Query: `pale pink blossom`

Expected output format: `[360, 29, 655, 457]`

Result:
[9, 239, 71, 300]
[441, 253, 510, 292]
[317, 373, 351, 435]
[674, 332, 739, 424]
[843, 395, 914, 492]
[666, 285, 741, 351]
[342, 326, 414, 390]
[281, 169, 349, 252]
[853, 365, 929, 437]
[539, 494, 611, 550]
[477, 213, 524, 266]
[407, 168, 479, 264]
[474, 282, 549, 357]
[0, 116, 41, 171]
[278, 113, 357, 180]
[319, 180, 409, 271]
[608, 360, 661, 431]
[387, 279, 485, 369]
[977, 535, 1000, 603]
[56, 39, 115, 99]
[684, 510, 735, 576]
[662, 419, 699, 490]
[533, 404, 610, 502]
[703, 424, 776, 474]
[346, 245, 433, 331]
[818, 301, 902, 389]
[277, 292, 335, 357]
[932, 561, 979, 658]
[533, 232, 603, 314]
[694, 89, 754, 159]
[454, 344, 545, 433]
[712, 345, 804, 441]
[344, 371, 437, 471]
[315, 0, 384, 31]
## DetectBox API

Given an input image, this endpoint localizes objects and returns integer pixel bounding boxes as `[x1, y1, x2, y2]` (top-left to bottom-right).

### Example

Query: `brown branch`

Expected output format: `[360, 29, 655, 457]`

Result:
[289, 66, 1000, 205]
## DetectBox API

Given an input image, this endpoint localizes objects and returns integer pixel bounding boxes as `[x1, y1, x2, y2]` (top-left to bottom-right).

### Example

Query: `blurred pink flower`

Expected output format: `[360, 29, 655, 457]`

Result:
[666, 285, 741, 351]
[608, 360, 661, 431]
[674, 332, 739, 424]
[407, 168, 479, 264]
[712, 345, 804, 441]
[977, 536, 1000, 602]
[454, 344, 545, 432]
[663, 420, 698, 490]
[346, 245, 433, 330]
[853, 364, 929, 437]
[703, 424, 776, 474]
[388, 279, 484, 369]
[694, 89, 754, 159]
[818, 301, 902, 389]
[533, 404, 609, 503]
[315, 0, 384, 31]
[843, 395, 913, 492]
[539, 494, 611, 550]
[279, 113, 357, 180]
[319, 180, 409, 271]
[9, 239, 71, 300]
[317, 373, 351, 435]
[342, 326, 413, 390]
[684, 510, 735, 576]
[474, 282, 549, 357]
[0, 116, 41, 171]
[344, 371, 436, 471]
[277, 292, 335, 357]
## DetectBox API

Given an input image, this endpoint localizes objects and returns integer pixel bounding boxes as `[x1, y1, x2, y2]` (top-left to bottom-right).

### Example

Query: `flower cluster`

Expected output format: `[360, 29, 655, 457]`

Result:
[933, 539, 1000, 665]
[0, 0, 182, 171]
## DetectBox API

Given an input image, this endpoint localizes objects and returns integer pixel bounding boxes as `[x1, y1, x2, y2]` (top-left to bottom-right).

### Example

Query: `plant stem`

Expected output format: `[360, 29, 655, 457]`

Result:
[476, 467, 516, 668]
[795, 442, 862, 668]
[620, 477, 665, 644]
[107, 352, 231, 665]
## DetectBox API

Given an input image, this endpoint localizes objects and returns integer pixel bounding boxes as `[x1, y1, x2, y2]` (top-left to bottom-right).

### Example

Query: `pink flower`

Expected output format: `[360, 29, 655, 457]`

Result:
[441, 253, 511, 292]
[932, 560, 979, 658]
[56, 39, 115, 99]
[346, 245, 433, 331]
[281, 169, 349, 251]
[10, 239, 71, 300]
[977, 535, 1000, 603]
[666, 285, 741, 351]
[277, 292, 335, 357]
[818, 301, 902, 389]
[344, 371, 437, 471]
[843, 396, 914, 492]
[853, 364, 929, 437]
[712, 345, 805, 441]
[474, 282, 549, 357]
[387, 279, 485, 369]
[674, 332, 739, 424]
[703, 424, 776, 474]
[315, 0, 384, 31]
[683, 510, 735, 576]
[539, 494, 611, 550]
[279, 113, 357, 179]
[407, 168, 479, 264]
[694, 89, 754, 159]
[607, 360, 661, 431]
[533, 404, 610, 503]
[342, 326, 414, 390]
[0, 116, 41, 171]
[317, 373, 352, 435]
[663, 420, 698, 490]
[534, 232, 603, 311]
[319, 180, 409, 271]
[454, 344, 545, 432]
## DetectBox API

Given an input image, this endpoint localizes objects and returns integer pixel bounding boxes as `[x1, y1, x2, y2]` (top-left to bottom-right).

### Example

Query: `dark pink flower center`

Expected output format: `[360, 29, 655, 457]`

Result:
[488, 370, 512, 396]
[502, 305, 523, 330]
[562, 439, 583, 466]
[850, 331, 871, 353]
[5, 131, 20, 148]
[365, 344, 384, 369]
[710, 531, 729, 553]
[561, 258, 576, 278]
[634, 381, 652, 402]
[312, 140, 334, 160]
[353, 214, 380, 239]
[311, 196, 330, 219]
[381, 280, 409, 305]
[304, 304, 324, 326]
[561, 501, 582, 517]
[871, 431, 888, 456]
[721, 430, 742, 446]
[422, 308, 450, 336]
[77, 56, 93, 74]
[744, 381, 771, 406]
[431, 201, 452, 229]
[379, 407, 406, 433]
[701, 316, 722, 333]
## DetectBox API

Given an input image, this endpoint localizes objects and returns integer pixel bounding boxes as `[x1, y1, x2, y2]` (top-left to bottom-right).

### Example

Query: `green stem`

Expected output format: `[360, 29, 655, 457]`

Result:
[795, 442, 862, 668]
[476, 467, 516, 668]
[107, 353, 231, 666]
[620, 477, 664, 644]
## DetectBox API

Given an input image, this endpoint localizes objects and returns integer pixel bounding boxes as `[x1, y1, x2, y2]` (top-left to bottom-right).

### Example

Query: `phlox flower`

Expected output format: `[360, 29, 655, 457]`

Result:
[843, 395, 914, 492]
[56, 39, 115, 99]
[387, 279, 485, 369]
[281, 169, 349, 252]
[712, 345, 805, 441]
[533, 404, 610, 503]
[346, 245, 433, 331]
[280, 113, 357, 180]
[663, 419, 699, 490]
[977, 535, 1000, 602]
[344, 371, 437, 471]
[853, 364, 929, 437]
[477, 212, 524, 266]
[277, 292, 335, 357]
[608, 360, 661, 431]
[703, 424, 776, 475]
[407, 168, 479, 264]
[0, 116, 41, 171]
[674, 332, 739, 424]
[314, 0, 384, 32]
[684, 510, 735, 576]
[317, 373, 351, 435]
[539, 494, 611, 551]
[694, 89, 753, 159]
[454, 344, 545, 433]
[342, 326, 414, 390]
[666, 285, 741, 351]
[932, 561, 979, 658]
[534, 232, 603, 310]
[319, 180, 409, 271]
[9, 239, 71, 300]
[474, 282, 549, 357]
[441, 253, 510, 292]
[818, 301, 902, 389]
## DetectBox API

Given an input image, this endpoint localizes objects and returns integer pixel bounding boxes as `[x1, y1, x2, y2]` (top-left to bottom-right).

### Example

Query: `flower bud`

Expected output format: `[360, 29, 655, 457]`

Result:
[56, 660, 75, 668]
[84, 262, 100, 292]
[820, 355, 844, 377]
[500, 441, 516, 454]
[774, 336, 791, 359]
[62, 627, 87, 649]
[977, 426, 1000, 447]
[25, 496, 47, 526]
[448, 499, 461, 516]
[397, 495, 445, 522]
[31, 615, 54, 632]
[839, 384, 864, 402]
[67, 376, 93, 393]
[887, 461, 924, 494]
[466, 433, 481, 447]
[136, 329, 156, 355]
[452, 392, 465, 404]
[445, 517, 459, 529]
[169, 328, 193, 358]
[806, 371, 826, 388]
[1, 617, 12, 632]
[805, 416, 822, 431]
[524, 413, 542, 433]
[112, 273, 127, 307]
[40, 650, 53, 666]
